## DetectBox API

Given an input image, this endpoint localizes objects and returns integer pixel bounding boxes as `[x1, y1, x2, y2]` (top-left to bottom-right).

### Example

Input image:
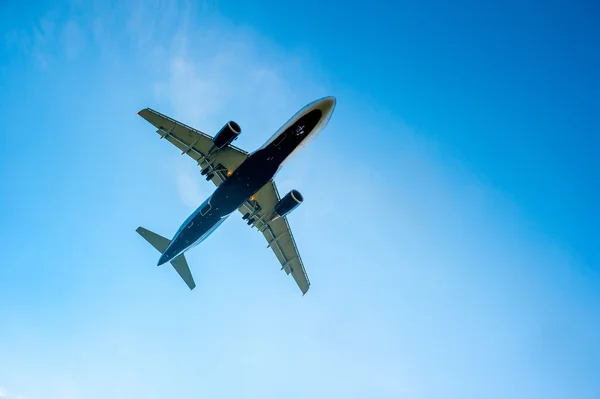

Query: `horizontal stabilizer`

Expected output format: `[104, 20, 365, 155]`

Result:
[136, 226, 170, 253]
[136, 226, 196, 290]
[170, 254, 196, 290]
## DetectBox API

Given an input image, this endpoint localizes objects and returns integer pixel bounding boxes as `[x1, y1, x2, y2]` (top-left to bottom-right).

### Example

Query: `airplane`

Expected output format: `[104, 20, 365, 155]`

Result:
[135, 96, 336, 295]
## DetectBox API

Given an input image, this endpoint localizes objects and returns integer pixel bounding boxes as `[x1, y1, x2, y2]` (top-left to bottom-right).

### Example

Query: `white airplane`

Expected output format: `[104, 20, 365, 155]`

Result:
[136, 96, 336, 294]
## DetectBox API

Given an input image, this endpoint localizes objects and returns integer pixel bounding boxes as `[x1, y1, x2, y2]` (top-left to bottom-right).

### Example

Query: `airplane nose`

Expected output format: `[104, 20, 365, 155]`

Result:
[322, 96, 336, 112]
[317, 96, 336, 124]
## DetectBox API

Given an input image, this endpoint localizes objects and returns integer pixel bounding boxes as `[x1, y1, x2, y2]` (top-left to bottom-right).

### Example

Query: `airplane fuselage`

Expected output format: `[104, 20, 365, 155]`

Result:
[157, 97, 335, 265]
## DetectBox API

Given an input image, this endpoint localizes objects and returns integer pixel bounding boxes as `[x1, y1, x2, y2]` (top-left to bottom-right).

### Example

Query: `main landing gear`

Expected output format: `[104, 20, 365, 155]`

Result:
[202, 163, 228, 181]
[242, 212, 256, 225]
[200, 166, 215, 181]
[197, 145, 235, 182]
[243, 199, 264, 227]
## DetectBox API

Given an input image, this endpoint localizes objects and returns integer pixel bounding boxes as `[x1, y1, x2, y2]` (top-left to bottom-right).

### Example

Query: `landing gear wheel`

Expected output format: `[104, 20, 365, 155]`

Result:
[247, 218, 255, 225]
[206, 173, 214, 181]
[201, 167, 210, 176]
[242, 213, 250, 220]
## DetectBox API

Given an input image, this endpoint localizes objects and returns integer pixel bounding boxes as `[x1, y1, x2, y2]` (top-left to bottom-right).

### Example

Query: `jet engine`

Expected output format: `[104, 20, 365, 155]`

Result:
[213, 121, 241, 149]
[272, 189, 303, 220]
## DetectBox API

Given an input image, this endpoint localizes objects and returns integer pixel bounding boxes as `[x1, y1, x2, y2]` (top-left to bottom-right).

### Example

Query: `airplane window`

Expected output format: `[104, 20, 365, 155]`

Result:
[200, 203, 211, 216]
[273, 133, 286, 146]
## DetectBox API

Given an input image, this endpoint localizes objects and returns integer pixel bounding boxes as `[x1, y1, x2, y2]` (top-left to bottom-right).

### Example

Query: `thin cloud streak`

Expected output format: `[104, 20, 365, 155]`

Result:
[175, 158, 206, 211]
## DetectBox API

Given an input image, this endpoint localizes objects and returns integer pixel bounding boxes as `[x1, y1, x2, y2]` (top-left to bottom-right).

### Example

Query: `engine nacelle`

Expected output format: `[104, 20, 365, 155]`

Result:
[213, 121, 241, 149]
[273, 189, 303, 219]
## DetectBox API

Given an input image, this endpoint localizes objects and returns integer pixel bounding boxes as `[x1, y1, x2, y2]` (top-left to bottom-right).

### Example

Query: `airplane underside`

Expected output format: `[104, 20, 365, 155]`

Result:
[135, 97, 336, 294]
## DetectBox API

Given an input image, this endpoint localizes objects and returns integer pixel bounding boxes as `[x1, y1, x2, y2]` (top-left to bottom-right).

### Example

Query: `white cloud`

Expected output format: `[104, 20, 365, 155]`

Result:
[152, 56, 223, 127]
[174, 159, 205, 210]
[0, 386, 29, 399]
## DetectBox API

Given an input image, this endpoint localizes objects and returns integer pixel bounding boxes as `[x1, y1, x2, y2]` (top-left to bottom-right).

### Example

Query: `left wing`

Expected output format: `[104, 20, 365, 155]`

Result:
[238, 181, 310, 295]
[138, 108, 248, 186]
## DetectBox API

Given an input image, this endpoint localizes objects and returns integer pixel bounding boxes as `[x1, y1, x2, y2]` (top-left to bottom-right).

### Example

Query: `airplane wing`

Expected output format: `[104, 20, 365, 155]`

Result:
[238, 180, 310, 295]
[137, 108, 248, 186]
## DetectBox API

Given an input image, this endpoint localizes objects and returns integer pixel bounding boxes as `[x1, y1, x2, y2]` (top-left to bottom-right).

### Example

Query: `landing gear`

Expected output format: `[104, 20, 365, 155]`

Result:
[200, 160, 226, 181]
[242, 201, 262, 229]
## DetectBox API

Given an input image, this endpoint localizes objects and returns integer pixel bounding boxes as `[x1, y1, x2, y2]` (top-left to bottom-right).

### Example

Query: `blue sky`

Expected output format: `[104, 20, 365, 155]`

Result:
[0, 0, 598, 398]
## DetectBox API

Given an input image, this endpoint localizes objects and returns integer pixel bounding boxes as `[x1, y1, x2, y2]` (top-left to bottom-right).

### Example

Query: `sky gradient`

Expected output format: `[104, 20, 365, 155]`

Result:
[1, 1, 598, 398]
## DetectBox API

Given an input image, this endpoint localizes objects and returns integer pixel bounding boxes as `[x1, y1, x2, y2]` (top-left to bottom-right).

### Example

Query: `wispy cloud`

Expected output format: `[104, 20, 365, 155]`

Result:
[150, 27, 323, 127]
[61, 18, 85, 60]
[152, 56, 223, 127]
[174, 158, 206, 210]
[4, 14, 56, 69]
[0, 386, 29, 399]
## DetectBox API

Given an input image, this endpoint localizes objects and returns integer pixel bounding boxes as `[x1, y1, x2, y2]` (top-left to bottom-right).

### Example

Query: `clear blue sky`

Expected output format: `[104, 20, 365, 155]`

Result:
[1, 0, 598, 398]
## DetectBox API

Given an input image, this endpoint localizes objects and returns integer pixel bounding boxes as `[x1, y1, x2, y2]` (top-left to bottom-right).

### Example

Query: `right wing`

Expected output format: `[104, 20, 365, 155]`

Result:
[137, 108, 248, 186]
[238, 181, 310, 295]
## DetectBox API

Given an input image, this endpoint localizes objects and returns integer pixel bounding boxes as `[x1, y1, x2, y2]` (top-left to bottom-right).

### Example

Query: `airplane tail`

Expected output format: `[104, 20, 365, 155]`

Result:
[135, 226, 196, 290]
